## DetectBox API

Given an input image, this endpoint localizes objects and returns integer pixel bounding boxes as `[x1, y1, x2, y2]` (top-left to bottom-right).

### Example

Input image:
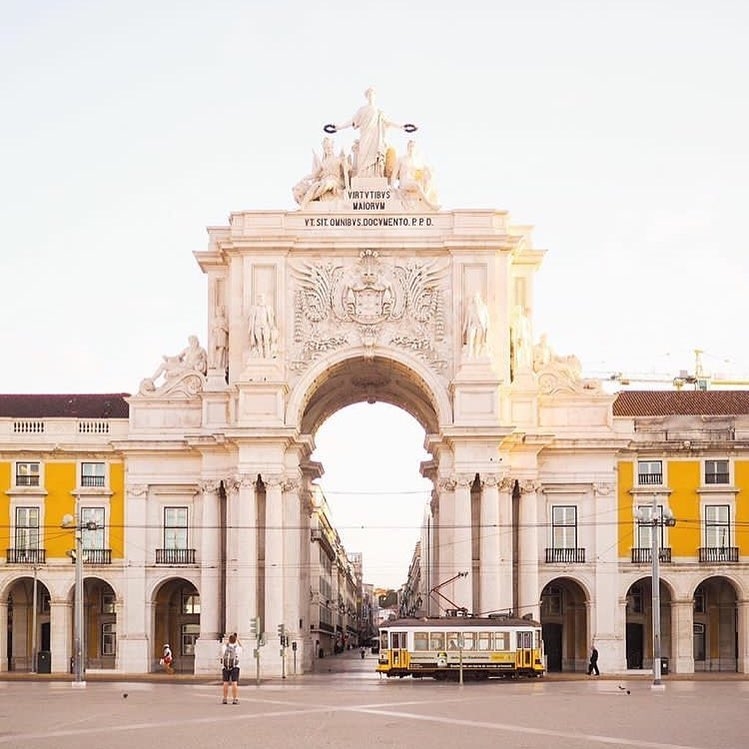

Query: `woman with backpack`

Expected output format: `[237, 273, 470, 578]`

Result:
[220, 633, 242, 704]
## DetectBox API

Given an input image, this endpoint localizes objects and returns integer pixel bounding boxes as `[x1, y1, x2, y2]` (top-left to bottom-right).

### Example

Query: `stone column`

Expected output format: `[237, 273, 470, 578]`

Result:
[282, 474, 302, 650]
[193, 480, 222, 673]
[0, 599, 6, 672]
[672, 598, 695, 674]
[119, 484, 149, 672]
[736, 599, 749, 674]
[50, 599, 71, 674]
[479, 474, 501, 616]
[428, 490, 439, 617]
[436, 477, 455, 611]
[453, 474, 473, 610]
[498, 477, 514, 613]
[264, 475, 285, 657]
[234, 475, 258, 642]
[517, 480, 540, 621]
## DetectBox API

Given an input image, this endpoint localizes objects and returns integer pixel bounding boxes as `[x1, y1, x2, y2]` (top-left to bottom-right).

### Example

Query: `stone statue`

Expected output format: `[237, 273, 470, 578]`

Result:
[210, 306, 229, 370]
[148, 335, 207, 385]
[293, 137, 348, 207]
[325, 88, 415, 178]
[396, 140, 439, 209]
[511, 305, 533, 371]
[463, 291, 489, 358]
[533, 333, 553, 373]
[248, 293, 277, 359]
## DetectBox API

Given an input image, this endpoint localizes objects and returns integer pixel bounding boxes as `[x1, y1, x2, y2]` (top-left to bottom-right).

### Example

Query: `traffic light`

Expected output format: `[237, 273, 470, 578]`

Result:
[277, 623, 285, 637]
[250, 617, 260, 639]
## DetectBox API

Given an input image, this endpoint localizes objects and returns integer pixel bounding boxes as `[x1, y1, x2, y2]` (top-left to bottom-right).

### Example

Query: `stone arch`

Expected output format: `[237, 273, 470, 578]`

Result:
[287, 347, 448, 436]
[624, 575, 675, 671]
[152, 576, 200, 673]
[3, 573, 52, 672]
[691, 574, 740, 672]
[540, 576, 590, 672]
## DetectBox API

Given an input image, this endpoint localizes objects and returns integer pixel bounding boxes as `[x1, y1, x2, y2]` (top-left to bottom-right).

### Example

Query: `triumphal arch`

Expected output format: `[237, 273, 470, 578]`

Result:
[126, 90, 614, 675]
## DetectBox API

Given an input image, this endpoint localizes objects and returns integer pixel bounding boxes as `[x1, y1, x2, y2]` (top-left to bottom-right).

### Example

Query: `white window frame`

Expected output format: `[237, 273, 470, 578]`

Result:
[15, 461, 41, 488]
[80, 506, 106, 549]
[14, 506, 40, 550]
[637, 460, 663, 486]
[704, 459, 730, 486]
[636, 503, 666, 549]
[703, 504, 731, 549]
[551, 505, 577, 549]
[80, 461, 107, 489]
[164, 506, 189, 550]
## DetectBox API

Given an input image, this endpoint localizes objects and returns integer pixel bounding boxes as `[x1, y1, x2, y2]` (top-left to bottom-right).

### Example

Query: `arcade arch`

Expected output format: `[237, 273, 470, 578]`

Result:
[540, 578, 589, 672]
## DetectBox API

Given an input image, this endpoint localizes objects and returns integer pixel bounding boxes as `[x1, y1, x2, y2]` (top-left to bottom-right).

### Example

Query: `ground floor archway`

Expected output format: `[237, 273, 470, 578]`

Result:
[540, 578, 588, 672]
[153, 578, 200, 673]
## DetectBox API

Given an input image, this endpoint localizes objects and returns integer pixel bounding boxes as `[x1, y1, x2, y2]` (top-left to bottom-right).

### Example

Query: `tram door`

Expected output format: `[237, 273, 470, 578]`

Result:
[390, 631, 409, 668]
[516, 631, 533, 669]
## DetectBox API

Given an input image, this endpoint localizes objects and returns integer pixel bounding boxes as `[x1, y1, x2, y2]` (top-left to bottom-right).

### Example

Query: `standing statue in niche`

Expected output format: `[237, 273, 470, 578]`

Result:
[511, 305, 533, 371]
[324, 87, 417, 178]
[248, 293, 278, 359]
[210, 306, 229, 371]
[463, 291, 490, 358]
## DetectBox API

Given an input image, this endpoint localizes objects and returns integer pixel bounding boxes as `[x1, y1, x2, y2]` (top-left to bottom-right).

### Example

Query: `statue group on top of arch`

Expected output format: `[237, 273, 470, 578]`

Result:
[292, 88, 439, 210]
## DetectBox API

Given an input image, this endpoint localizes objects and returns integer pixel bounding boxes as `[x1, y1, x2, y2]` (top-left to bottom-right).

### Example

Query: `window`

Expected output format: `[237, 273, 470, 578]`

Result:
[429, 632, 445, 651]
[705, 460, 729, 485]
[637, 504, 665, 549]
[15, 462, 40, 487]
[102, 592, 116, 614]
[164, 507, 188, 549]
[80, 507, 105, 549]
[15, 507, 39, 550]
[81, 462, 106, 488]
[541, 585, 562, 616]
[493, 632, 509, 651]
[182, 593, 200, 615]
[551, 506, 577, 548]
[629, 585, 643, 614]
[637, 460, 662, 485]
[414, 632, 429, 651]
[182, 623, 200, 655]
[101, 623, 116, 656]
[705, 505, 730, 548]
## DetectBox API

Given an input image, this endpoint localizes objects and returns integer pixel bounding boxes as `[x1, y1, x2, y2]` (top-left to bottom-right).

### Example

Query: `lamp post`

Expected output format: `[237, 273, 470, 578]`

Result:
[637, 494, 675, 688]
[61, 510, 97, 688]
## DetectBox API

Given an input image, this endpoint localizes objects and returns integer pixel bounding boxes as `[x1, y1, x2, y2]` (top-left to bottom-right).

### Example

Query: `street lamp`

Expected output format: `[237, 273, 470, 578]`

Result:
[61, 510, 97, 688]
[637, 494, 676, 688]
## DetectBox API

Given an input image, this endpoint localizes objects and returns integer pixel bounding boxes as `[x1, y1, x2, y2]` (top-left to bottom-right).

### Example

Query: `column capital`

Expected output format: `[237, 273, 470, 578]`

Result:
[499, 477, 515, 493]
[198, 480, 222, 494]
[593, 482, 614, 496]
[437, 477, 456, 492]
[453, 473, 474, 488]
[480, 474, 502, 488]
[264, 474, 285, 490]
[128, 484, 148, 497]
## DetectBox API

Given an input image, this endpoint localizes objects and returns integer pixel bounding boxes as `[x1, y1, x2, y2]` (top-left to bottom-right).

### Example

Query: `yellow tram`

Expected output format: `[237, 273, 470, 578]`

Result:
[376, 615, 545, 680]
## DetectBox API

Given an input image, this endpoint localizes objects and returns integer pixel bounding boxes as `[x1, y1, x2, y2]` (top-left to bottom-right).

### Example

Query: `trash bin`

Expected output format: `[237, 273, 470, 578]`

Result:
[37, 651, 51, 674]
[660, 657, 669, 675]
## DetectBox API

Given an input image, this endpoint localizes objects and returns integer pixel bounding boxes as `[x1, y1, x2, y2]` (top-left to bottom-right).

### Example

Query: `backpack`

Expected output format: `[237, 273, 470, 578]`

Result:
[223, 643, 238, 669]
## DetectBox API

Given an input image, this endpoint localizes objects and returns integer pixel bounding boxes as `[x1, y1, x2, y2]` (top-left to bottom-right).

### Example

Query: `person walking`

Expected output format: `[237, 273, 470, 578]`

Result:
[220, 633, 242, 704]
[160, 644, 174, 674]
[587, 644, 600, 676]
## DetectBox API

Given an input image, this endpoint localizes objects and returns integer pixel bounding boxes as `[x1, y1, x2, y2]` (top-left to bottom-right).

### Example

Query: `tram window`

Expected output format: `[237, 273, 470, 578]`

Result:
[447, 632, 459, 649]
[478, 632, 492, 651]
[391, 632, 407, 649]
[463, 632, 475, 650]
[380, 631, 387, 651]
[494, 632, 509, 651]
[414, 633, 429, 651]
[535, 631, 541, 649]
[430, 632, 445, 650]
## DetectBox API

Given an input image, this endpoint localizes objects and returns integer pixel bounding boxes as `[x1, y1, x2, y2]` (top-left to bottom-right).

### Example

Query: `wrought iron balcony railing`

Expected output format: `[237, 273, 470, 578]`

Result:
[6, 548, 46, 564]
[698, 546, 739, 563]
[156, 548, 196, 564]
[545, 547, 586, 563]
[69, 548, 112, 565]
[631, 547, 672, 563]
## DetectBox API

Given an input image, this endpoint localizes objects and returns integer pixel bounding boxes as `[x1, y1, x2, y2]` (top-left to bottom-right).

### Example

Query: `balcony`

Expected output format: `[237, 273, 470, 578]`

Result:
[81, 475, 106, 488]
[6, 548, 46, 564]
[637, 473, 663, 486]
[545, 547, 586, 563]
[630, 547, 672, 564]
[69, 548, 112, 565]
[156, 548, 196, 565]
[698, 546, 739, 563]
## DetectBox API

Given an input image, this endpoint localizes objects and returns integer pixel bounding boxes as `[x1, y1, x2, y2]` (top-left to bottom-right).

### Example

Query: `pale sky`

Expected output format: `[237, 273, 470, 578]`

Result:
[2, 1, 748, 588]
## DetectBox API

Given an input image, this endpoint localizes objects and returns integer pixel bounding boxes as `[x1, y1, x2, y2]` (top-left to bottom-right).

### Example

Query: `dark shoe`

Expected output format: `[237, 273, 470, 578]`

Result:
[222, 698, 227, 704]
[232, 699, 239, 705]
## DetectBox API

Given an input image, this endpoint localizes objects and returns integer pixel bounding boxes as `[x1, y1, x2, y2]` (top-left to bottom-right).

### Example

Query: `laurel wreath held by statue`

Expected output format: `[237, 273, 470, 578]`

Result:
[323, 123, 418, 134]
